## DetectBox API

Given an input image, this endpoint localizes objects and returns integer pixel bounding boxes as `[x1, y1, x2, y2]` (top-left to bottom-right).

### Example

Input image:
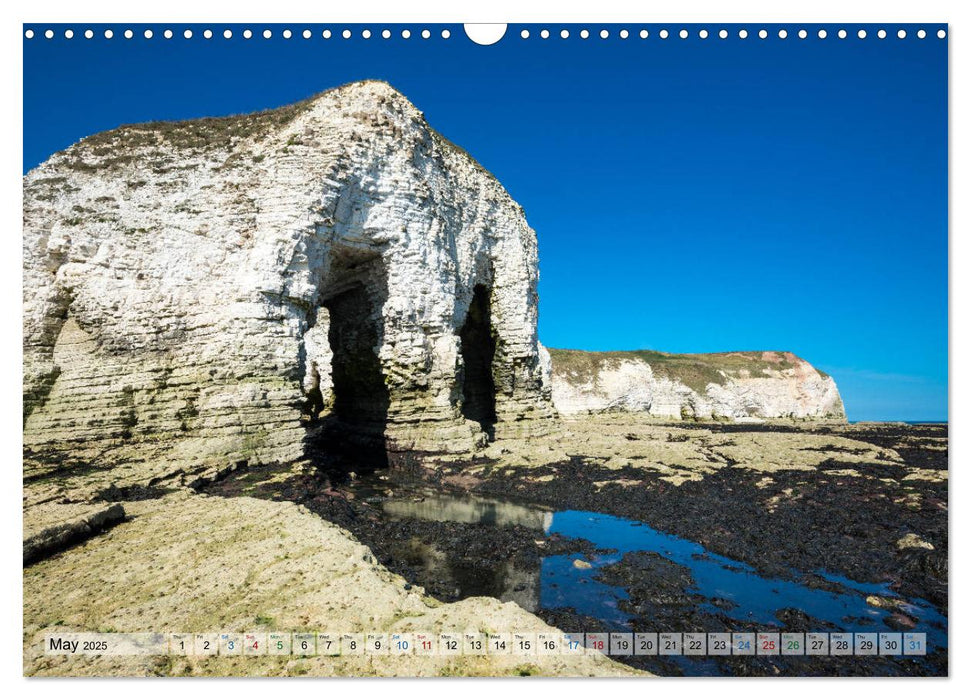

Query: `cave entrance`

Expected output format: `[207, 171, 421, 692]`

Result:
[322, 282, 389, 469]
[459, 284, 498, 438]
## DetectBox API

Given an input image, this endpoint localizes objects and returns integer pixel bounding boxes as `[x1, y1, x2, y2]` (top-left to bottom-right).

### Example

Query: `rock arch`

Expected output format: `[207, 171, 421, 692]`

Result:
[459, 284, 498, 437]
[22, 80, 555, 477]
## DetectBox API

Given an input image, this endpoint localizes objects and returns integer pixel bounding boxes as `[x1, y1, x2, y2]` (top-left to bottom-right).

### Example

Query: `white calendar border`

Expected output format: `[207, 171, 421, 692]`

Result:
[6, 0, 962, 698]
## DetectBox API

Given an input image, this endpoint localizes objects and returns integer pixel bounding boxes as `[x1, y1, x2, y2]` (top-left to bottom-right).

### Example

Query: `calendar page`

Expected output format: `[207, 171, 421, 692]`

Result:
[20, 15, 948, 681]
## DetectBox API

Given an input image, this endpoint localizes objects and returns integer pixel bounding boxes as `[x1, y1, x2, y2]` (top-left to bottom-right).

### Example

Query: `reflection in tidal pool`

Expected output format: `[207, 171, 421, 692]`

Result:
[377, 488, 947, 651]
[381, 493, 553, 530]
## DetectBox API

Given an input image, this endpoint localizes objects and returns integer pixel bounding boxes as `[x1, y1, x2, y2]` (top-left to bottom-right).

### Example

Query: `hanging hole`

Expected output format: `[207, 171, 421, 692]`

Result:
[463, 24, 507, 45]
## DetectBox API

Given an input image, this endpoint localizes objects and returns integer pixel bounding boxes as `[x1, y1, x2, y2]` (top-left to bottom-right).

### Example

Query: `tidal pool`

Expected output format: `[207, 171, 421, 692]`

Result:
[375, 487, 947, 654]
[544, 510, 946, 650]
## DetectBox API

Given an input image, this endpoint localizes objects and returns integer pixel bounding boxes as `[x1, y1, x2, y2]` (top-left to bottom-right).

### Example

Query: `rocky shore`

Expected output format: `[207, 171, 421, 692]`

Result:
[23, 416, 947, 676]
[23, 489, 633, 677]
[194, 417, 946, 677]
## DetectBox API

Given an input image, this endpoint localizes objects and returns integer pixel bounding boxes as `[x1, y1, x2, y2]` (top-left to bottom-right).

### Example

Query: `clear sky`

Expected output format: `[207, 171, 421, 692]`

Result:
[23, 24, 948, 421]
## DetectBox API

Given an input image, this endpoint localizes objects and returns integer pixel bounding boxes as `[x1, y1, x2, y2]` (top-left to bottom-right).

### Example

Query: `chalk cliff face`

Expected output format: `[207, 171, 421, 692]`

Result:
[548, 349, 845, 421]
[23, 81, 553, 475]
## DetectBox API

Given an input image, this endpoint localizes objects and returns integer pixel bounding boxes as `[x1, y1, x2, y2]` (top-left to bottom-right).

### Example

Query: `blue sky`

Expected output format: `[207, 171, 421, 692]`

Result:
[23, 24, 948, 420]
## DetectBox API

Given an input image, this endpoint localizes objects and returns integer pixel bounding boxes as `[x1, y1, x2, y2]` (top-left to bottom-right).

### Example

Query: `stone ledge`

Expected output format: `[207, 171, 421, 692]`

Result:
[23, 503, 126, 565]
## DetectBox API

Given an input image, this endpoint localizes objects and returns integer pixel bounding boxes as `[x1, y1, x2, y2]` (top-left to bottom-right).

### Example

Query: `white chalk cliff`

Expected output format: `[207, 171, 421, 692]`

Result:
[23, 81, 846, 482]
[23, 80, 553, 474]
[548, 349, 845, 421]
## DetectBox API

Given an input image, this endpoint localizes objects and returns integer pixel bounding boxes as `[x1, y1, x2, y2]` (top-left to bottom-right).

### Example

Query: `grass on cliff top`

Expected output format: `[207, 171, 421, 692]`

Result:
[548, 348, 803, 395]
[58, 85, 362, 174]
[60, 80, 502, 187]
[71, 97, 318, 164]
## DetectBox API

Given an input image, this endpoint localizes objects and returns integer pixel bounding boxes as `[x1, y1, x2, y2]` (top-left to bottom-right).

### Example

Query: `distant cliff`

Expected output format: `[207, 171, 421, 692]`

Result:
[545, 348, 845, 421]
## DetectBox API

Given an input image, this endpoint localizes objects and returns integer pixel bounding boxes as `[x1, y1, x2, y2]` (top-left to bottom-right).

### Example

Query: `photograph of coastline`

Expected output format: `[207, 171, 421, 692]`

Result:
[22, 23, 947, 677]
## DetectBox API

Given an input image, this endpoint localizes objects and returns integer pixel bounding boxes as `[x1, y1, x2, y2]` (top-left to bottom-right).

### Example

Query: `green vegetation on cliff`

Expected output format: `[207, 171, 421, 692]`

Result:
[548, 348, 802, 395]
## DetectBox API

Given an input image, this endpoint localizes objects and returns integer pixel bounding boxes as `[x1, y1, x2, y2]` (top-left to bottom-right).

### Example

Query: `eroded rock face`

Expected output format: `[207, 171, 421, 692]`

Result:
[23, 80, 553, 474]
[548, 349, 845, 421]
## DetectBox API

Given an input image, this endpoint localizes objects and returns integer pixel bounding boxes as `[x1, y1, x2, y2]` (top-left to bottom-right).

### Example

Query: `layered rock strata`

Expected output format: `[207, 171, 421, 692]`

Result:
[23, 80, 553, 475]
